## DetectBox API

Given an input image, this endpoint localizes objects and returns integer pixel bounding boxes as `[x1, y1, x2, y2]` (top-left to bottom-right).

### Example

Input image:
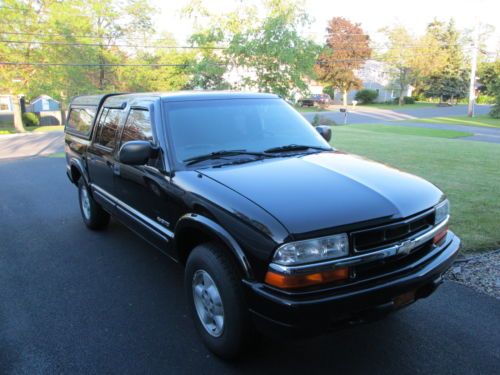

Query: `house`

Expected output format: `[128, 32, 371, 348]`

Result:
[0, 95, 14, 126]
[305, 60, 414, 104]
[348, 60, 414, 103]
[26, 95, 63, 125]
[27, 95, 61, 112]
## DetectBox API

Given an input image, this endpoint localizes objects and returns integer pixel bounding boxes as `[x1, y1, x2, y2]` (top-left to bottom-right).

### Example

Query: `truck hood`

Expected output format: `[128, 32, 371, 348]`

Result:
[199, 152, 443, 236]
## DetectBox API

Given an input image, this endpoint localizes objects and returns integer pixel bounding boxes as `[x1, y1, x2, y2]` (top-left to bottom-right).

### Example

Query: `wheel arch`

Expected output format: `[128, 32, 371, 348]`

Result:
[69, 158, 89, 186]
[174, 213, 253, 280]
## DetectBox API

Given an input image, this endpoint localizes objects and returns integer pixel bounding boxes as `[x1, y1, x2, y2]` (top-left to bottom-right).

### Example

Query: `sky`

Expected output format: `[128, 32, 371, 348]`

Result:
[151, 0, 499, 50]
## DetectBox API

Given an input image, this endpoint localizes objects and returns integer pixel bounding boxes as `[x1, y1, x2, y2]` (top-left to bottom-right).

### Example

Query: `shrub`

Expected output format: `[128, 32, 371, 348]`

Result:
[476, 95, 496, 104]
[489, 80, 500, 119]
[393, 96, 415, 104]
[311, 114, 336, 126]
[322, 86, 335, 99]
[354, 89, 378, 104]
[22, 112, 39, 127]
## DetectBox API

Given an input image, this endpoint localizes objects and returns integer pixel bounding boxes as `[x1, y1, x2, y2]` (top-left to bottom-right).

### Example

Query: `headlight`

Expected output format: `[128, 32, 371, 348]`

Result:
[272, 233, 349, 266]
[435, 199, 449, 224]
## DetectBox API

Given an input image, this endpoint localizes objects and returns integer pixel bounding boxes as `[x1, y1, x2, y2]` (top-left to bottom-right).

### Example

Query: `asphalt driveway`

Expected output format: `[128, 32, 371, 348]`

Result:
[0, 157, 499, 374]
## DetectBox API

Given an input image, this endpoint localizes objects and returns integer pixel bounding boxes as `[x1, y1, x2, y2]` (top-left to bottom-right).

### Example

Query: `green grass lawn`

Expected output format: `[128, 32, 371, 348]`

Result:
[349, 124, 472, 139]
[46, 152, 65, 158]
[358, 102, 436, 110]
[330, 124, 500, 253]
[410, 115, 500, 129]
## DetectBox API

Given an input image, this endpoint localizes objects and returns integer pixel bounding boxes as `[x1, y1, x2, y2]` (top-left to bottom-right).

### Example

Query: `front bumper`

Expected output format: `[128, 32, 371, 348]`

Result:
[243, 231, 460, 337]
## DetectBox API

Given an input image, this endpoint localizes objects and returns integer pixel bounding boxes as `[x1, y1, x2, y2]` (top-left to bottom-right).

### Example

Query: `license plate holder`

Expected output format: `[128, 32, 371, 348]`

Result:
[394, 290, 416, 308]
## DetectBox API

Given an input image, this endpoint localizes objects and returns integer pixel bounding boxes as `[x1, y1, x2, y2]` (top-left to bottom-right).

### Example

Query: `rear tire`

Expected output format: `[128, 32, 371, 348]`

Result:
[78, 179, 110, 230]
[185, 242, 255, 359]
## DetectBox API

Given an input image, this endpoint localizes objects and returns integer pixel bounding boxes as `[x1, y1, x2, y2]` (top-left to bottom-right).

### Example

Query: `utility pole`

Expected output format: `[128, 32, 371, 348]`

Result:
[467, 25, 479, 117]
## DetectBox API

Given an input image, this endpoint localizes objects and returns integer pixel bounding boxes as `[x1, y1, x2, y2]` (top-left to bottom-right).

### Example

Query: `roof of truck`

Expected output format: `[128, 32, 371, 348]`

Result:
[69, 94, 108, 106]
[70, 91, 279, 107]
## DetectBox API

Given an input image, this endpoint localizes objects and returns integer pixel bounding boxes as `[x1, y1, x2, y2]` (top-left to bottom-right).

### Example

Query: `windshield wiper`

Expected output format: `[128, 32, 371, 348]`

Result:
[184, 149, 272, 166]
[263, 144, 332, 153]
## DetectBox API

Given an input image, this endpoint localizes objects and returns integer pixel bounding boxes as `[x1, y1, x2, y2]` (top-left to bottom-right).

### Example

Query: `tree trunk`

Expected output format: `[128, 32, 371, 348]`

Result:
[398, 68, 406, 106]
[342, 90, 347, 106]
[99, 45, 105, 90]
[12, 96, 25, 133]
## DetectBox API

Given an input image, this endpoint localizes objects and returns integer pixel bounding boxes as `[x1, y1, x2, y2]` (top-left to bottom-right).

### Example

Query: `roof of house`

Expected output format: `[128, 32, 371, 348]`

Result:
[31, 95, 60, 104]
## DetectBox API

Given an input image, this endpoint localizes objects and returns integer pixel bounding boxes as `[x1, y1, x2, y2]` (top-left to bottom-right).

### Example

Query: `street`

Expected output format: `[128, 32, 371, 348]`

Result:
[0, 157, 499, 374]
[302, 104, 492, 124]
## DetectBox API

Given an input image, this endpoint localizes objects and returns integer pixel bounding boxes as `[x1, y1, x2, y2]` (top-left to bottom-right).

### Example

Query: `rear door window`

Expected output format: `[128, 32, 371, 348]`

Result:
[95, 108, 122, 150]
[120, 109, 153, 145]
[66, 107, 96, 136]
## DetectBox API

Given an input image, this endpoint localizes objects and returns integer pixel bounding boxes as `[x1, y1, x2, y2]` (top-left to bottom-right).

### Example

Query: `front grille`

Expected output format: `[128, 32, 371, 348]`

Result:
[351, 209, 434, 253]
[353, 242, 434, 281]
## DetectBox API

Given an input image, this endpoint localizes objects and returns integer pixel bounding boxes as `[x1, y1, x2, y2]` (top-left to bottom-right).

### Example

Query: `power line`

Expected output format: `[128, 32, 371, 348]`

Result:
[0, 5, 94, 17]
[0, 61, 225, 67]
[0, 31, 473, 48]
[0, 39, 226, 49]
[0, 53, 456, 68]
[0, 39, 474, 52]
[0, 30, 178, 42]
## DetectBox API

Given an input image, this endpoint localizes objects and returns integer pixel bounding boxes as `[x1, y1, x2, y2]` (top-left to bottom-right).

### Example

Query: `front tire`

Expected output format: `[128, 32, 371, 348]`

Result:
[185, 242, 254, 358]
[78, 179, 110, 230]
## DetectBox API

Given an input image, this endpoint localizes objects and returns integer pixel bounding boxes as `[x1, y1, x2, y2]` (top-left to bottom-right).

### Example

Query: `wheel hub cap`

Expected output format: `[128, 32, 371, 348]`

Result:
[192, 270, 225, 337]
[80, 186, 91, 220]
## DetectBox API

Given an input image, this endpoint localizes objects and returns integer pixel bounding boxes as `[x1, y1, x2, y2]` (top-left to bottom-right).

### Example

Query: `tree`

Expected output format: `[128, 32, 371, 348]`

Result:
[408, 31, 448, 96]
[478, 60, 500, 96]
[427, 19, 464, 76]
[314, 17, 371, 106]
[184, 30, 230, 90]
[424, 73, 468, 103]
[489, 79, 500, 118]
[227, 0, 320, 99]
[379, 26, 417, 106]
[0, 0, 156, 102]
[422, 19, 468, 102]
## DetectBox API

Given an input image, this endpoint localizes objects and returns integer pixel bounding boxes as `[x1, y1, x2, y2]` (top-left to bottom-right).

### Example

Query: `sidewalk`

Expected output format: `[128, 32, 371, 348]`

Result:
[0, 131, 64, 160]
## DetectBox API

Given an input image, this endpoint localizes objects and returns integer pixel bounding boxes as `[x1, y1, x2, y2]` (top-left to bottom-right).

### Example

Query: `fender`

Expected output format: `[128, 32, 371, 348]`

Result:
[69, 157, 90, 186]
[175, 213, 253, 279]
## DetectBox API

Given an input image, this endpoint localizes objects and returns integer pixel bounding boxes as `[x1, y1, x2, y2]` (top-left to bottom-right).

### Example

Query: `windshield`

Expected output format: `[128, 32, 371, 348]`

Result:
[165, 98, 331, 165]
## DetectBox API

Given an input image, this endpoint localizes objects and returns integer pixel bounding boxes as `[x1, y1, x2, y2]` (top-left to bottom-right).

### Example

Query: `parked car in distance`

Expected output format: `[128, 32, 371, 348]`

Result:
[297, 93, 331, 107]
[64, 91, 460, 358]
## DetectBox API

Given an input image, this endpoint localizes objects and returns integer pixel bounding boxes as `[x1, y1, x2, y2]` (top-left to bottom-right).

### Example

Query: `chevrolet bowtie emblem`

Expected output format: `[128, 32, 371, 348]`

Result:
[396, 240, 415, 256]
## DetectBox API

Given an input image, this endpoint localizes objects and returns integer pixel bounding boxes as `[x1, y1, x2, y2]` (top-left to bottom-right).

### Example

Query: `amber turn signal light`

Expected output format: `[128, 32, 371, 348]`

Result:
[433, 226, 448, 244]
[265, 267, 349, 289]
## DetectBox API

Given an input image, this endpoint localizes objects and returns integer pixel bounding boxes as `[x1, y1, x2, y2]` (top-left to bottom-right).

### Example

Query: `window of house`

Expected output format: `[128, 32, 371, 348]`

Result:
[0, 96, 12, 112]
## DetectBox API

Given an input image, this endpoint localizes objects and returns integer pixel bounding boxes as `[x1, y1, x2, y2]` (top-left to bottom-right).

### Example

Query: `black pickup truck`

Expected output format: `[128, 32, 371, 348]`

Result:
[64, 92, 460, 358]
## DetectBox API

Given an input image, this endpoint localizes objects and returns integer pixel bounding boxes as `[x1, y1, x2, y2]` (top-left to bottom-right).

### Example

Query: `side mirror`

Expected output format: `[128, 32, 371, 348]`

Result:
[316, 125, 332, 142]
[118, 140, 157, 165]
